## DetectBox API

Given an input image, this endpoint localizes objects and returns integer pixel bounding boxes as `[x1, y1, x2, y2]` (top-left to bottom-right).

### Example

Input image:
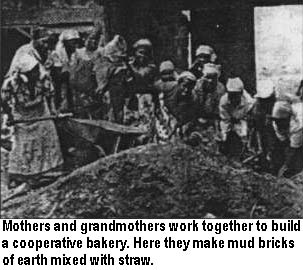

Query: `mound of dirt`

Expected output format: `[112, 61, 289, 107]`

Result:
[1, 142, 303, 218]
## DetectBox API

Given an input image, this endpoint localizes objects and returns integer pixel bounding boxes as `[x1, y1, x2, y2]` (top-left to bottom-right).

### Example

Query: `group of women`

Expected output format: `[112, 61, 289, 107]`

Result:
[0, 29, 173, 189]
[1, 27, 302, 191]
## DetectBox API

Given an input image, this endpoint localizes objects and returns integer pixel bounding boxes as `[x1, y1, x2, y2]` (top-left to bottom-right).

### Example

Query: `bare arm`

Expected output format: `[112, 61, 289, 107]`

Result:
[23, 95, 43, 108]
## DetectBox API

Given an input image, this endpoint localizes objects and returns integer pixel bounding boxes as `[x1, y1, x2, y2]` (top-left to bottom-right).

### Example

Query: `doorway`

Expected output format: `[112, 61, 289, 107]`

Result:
[254, 5, 303, 95]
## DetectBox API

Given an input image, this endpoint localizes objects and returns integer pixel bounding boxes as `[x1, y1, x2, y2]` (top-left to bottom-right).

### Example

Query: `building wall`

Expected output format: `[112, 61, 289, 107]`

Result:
[105, 0, 301, 92]
[105, 0, 189, 69]
[3, 0, 300, 89]
[1, 1, 107, 81]
[191, 3, 256, 92]
[104, 0, 256, 90]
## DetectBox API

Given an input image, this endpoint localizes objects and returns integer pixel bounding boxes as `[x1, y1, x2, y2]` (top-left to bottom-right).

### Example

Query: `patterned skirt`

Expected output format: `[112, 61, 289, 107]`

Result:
[8, 102, 63, 176]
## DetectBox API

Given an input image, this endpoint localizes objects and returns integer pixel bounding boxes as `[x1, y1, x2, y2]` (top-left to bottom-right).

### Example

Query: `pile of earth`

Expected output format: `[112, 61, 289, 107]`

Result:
[1, 139, 303, 219]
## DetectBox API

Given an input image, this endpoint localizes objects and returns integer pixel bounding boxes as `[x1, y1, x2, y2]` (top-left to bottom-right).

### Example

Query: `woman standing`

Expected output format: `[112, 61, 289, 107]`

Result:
[94, 34, 129, 123]
[126, 39, 158, 144]
[70, 32, 100, 118]
[1, 54, 63, 188]
[51, 29, 80, 112]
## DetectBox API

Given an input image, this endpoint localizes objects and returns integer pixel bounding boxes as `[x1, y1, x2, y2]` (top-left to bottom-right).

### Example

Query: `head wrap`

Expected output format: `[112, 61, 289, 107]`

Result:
[178, 71, 197, 83]
[226, 77, 244, 93]
[202, 63, 220, 77]
[14, 54, 39, 73]
[272, 101, 292, 119]
[2, 54, 40, 89]
[6, 42, 41, 77]
[53, 29, 80, 68]
[133, 39, 152, 49]
[195, 45, 217, 62]
[159, 61, 175, 73]
[103, 35, 127, 62]
[255, 80, 275, 99]
[59, 29, 80, 41]
[6, 53, 39, 77]
[85, 28, 102, 49]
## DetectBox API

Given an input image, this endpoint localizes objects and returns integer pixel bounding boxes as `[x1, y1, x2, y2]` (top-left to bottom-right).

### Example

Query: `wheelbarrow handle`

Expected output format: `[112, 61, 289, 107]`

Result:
[7, 113, 73, 126]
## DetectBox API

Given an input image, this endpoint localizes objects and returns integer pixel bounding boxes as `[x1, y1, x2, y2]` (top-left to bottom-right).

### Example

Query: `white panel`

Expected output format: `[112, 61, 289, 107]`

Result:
[254, 5, 303, 96]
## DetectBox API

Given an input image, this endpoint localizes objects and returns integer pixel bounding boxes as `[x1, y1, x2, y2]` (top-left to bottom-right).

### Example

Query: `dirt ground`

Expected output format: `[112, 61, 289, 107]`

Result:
[1, 136, 303, 219]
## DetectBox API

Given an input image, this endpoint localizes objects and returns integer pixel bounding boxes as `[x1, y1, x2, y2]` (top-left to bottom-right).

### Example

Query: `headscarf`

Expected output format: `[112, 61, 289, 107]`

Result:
[53, 29, 80, 68]
[133, 39, 153, 60]
[202, 63, 220, 77]
[255, 80, 275, 99]
[226, 77, 244, 93]
[13, 54, 39, 74]
[6, 42, 42, 77]
[159, 61, 178, 81]
[103, 35, 127, 63]
[59, 29, 80, 42]
[272, 101, 292, 119]
[2, 54, 40, 92]
[133, 39, 152, 50]
[94, 35, 128, 95]
[195, 45, 217, 62]
[159, 60, 174, 73]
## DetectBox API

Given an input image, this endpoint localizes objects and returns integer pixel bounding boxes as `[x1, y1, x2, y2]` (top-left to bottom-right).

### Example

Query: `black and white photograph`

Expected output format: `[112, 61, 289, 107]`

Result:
[0, 0, 302, 219]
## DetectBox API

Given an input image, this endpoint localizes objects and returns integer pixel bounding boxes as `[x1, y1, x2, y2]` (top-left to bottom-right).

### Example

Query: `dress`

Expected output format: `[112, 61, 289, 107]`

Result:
[125, 62, 158, 142]
[1, 72, 63, 177]
[154, 80, 179, 141]
[94, 56, 129, 123]
[50, 34, 79, 112]
[94, 35, 129, 124]
[272, 102, 303, 148]
[194, 79, 226, 120]
[69, 48, 98, 118]
[272, 101, 303, 175]
[219, 90, 255, 141]
[159, 82, 200, 138]
[251, 99, 277, 155]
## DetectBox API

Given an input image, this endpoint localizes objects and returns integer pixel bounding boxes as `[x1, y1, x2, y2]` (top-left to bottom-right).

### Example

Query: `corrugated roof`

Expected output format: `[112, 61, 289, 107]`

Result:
[2, 7, 104, 27]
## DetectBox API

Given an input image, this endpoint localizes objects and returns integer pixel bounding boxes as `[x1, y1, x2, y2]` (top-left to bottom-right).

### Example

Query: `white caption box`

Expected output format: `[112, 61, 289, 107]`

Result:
[0, 219, 302, 270]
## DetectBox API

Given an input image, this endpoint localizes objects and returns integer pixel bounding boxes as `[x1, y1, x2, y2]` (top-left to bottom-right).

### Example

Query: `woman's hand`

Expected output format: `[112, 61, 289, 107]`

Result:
[278, 164, 288, 178]
[23, 95, 43, 108]
[48, 96, 57, 116]
[58, 99, 69, 113]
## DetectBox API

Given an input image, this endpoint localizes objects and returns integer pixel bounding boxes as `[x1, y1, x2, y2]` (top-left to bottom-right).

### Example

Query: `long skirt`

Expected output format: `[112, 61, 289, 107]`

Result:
[9, 119, 63, 176]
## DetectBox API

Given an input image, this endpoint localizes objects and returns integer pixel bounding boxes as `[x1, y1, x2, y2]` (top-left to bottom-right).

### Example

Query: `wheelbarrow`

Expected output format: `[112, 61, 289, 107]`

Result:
[56, 117, 148, 155]
[7, 114, 148, 168]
